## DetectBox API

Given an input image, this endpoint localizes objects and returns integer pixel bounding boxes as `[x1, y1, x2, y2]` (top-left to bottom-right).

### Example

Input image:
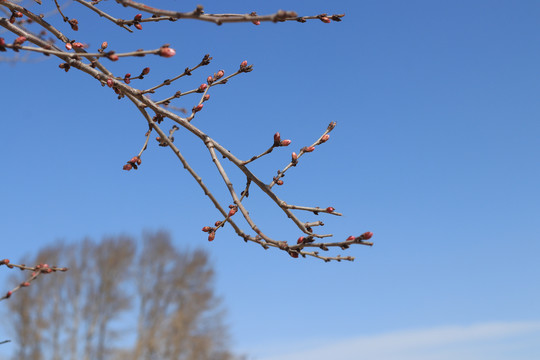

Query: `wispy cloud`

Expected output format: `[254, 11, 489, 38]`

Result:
[255, 321, 540, 360]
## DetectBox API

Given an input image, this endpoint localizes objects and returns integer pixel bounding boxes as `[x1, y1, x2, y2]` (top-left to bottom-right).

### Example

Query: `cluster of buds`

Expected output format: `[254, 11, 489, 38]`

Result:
[122, 156, 141, 171]
[124, 73, 131, 84]
[273, 132, 291, 147]
[133, 14, 143, 30]
[346, 232, 374, 242]
[206, 69, 225, 85]
[239, 60, 253, 73]
[9, 11, 23, 24]
[202, 226, 216, 241]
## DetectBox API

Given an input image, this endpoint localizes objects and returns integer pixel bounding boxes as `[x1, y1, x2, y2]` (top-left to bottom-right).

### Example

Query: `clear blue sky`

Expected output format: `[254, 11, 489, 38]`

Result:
[1, 1, 539, 359]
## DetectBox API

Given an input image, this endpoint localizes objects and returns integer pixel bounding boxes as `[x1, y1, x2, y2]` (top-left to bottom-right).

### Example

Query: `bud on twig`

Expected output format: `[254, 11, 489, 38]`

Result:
[159, 46, 176, 58]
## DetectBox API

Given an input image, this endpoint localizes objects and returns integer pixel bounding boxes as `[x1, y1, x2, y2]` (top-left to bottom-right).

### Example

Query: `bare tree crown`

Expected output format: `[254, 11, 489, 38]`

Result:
[1, 0, 373, 301]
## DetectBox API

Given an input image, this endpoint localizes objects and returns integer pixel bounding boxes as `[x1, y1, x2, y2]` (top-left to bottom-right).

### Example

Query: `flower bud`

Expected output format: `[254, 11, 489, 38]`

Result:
[320, 16, 331, 23]
[203, 94, 210, 101]
[240, 60, 248, 68]
[101, 41, 108, 49]
[65, 42, 72, 50]
[320, 134, 330, 143]
[360, 231, 373, 240]
[134, 14, 142, 21]
[5, 291, 12, 299]
[280, 139, 291, 146]
[273, 132, 281, 145]
[346, 236, 355, 242]
[159, 47, 176, 58]
[215, 221, 222, 227]
[215, 70, 225, 79]
[207, 75, 213, 84]
[0, 259, 9, 265]
[72, 42, 84, 48]
[108, 54, 119, 61]
[14, 36, 26, 45]
[328, 121, 337, 130]
[198, 83, 208, 92]
[135, 23, 143, 30]
[142, 67, 150, 75]
[202, 226, 211, 232]
[106, 78, 113, 87]
[291, 152, 298, 162]
[303, 146, 315, 153]
[192, 104, 203, 113]
[326, 207, 335, 213]
[297, 237, 304, 244]
[289, 251, 299, 258]
[276, 180, 284, 186]
[208, 232, 216, 241]
[252, 20, 261, 25]
[22, 282, 30, 287]
[123, 163, 132, 171]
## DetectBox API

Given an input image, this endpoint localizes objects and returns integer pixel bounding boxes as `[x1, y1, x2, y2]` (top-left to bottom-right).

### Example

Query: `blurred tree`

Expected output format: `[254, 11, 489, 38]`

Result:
[7, 232, 236, 360]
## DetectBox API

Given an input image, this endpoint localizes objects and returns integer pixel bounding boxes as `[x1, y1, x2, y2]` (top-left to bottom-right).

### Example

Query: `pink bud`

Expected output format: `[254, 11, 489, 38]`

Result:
[108, 54, 119, 61]
[72, 42, 84, 48]
[346, 236, 355, 242]
[106, 78, 113, 87]
[135, 23, 143, 30]
[320, 134, 330, 143]
[198, 83, 208, 92]
[273, 132, 281, 144]
[303, 146, 315, 153]
[202, 226, 211, 232]
[192, 104, 203, 113]
[65, 42, 72, 50]
[240, 60, 248, 68]
[203, 94, 210, 101]
[159, 47, 176, 58]
[252, 20, 261, 25]
[326, 207, 335, 213]
[360, 231, 373, 240]
[207, 75, 213, 84]
[280, 139, 291, 146]
[14, 36, 26, 45]
[208, 232, 215, 241]
[101, 41, 108, 49]
[291, 152, 298, 162]
[228, 208, 237, 217]
[215, 70, 224, 79]
[320, 16, 331, 23]
[14, 11, 23, 18]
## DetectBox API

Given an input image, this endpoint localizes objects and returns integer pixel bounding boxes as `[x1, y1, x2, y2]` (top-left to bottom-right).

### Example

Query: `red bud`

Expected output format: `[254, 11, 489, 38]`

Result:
[320, 134, 330, 142]
[280, 139, 291, 146]
[326, 207, 335, 213]
[240, 60, 248, 68]
[65, 42, 72, 50]
[134, 14, 142, 21]
[142, 67, 150, 75]
[135, 23, 143, 30]
[346, 236, 355, 242]
[202, 226, 211, 232]
[252, 20, 261, 25]
[297, 237, 304, 244]
[289, 251, 299, 258]
[123, 163, 132, 171]
[291, 152, 298, 162]
[208, 232, 216, 241]
[215, 70, 224, 79]
[5, 291, 12, 299]
[106, 78, 113, 87]
[303, 146, 315, 153]
[108, 54, 119, 61]
[192, 104, 203, 113]
[273, 132, 281, 145]
[198, 83, 208, 92]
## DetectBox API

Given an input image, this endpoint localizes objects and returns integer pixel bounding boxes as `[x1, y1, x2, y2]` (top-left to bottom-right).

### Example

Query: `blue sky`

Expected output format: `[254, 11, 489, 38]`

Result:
[1, 0, 539, 359]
